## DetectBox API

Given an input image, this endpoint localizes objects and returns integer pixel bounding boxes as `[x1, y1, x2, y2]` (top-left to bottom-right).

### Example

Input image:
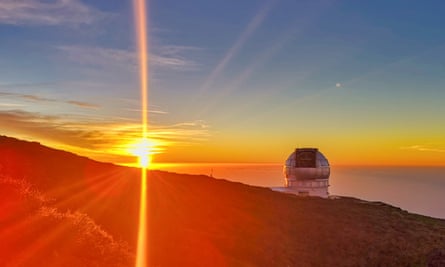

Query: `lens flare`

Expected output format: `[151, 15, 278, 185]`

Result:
[129, 138, 155, 168]
[133, 0, 149, 266]
[136, 168, 148, 267]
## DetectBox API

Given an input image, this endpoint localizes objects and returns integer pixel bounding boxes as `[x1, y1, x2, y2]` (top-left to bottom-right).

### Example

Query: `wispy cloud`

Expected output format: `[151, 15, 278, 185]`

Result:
[0, 103, 25, 107]
[0, 109, 211, 162]
[154, 45, 201, 69]
[0, 0, 107, 26]
[66, 100, 99, 109]
[172, 120, 209, 129]
[149, 109, 168, 115]
[0, 110, 87, 146]
[401, 145, 445, 153]
[57, 45, 198, 70]
[0, 91, 99, 109]
[123, 108, 168, 115]
[158, 45, 202, 55]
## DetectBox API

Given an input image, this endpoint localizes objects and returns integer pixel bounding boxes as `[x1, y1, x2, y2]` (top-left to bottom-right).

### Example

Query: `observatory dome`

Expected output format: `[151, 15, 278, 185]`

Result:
[284, 148, 330, 180]
[282, 148, 330, 197]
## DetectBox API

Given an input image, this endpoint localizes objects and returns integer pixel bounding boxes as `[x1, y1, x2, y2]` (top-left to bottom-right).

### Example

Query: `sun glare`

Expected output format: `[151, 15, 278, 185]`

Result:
[129, 138, 155, 168]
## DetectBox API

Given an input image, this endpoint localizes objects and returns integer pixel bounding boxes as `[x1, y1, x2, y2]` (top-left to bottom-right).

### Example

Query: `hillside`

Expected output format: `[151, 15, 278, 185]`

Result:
[0, 135, 444, 266]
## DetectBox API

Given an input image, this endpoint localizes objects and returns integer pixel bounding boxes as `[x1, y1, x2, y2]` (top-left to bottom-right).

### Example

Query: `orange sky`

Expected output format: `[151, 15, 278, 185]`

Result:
[1, 1, 445, 167]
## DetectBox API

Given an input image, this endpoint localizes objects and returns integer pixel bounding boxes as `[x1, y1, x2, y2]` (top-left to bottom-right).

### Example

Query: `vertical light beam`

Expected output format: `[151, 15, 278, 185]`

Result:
[134, 0, 149, 266]
[135, 0, 149, 140]
[136, 169, 148, 267]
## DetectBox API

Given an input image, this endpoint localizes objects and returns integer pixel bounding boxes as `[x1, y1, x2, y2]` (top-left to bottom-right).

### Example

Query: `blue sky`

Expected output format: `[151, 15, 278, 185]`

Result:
[0, 0, 444, 165]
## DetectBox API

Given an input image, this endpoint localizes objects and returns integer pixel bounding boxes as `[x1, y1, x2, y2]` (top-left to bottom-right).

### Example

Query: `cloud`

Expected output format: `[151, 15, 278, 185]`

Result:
[153, 45, 201, 69]
[66, 100, 99, 109]
[0, 0, 107, 26]
[401, 145, 445, 153]
[0, 91, 99, 109]
[149, 110, 168, 115]
[151, 54, 196, 69]
[57, 45, 198, 70]
[172, 120, 209, 129]
[0, 103, 24, 107]
[0, 110, 91, 147]
[0, 109, 211, 161]
[158, 45, 202, 55]
[57, 45, 135, 69]
[123, 108, 168, 115]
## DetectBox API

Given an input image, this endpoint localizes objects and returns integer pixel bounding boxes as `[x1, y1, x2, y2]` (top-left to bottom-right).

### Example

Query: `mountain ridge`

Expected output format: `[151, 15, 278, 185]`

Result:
[0, 135, 444, 266]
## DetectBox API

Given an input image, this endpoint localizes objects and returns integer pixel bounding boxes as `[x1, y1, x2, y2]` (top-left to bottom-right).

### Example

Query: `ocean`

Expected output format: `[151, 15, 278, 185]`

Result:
[154, 163, 445, 219]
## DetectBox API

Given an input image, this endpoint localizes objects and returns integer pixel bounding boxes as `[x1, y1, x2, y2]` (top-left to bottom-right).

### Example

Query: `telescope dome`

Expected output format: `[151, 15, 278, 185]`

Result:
[282, 148, 330, 198]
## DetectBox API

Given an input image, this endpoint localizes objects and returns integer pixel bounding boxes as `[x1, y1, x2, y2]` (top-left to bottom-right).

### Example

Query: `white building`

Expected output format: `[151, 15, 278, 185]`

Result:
[273, 148, 330, 198]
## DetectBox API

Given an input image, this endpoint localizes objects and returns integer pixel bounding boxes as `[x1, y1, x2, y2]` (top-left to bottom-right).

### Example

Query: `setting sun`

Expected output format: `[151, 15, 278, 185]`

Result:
[129, 138, 156, 168]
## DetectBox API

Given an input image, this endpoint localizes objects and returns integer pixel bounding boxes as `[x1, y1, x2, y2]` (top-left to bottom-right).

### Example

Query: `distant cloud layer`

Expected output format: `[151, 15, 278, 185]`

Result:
[401, 145, 445, 153]
[0, 91, 99, 109]
[0, 0, 105, 26]
[57, 45, 198, 70]
[0, 109, 210, 160]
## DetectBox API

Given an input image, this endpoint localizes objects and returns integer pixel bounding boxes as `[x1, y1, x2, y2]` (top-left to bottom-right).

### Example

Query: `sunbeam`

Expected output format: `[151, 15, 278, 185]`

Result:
[196, 0, 276, 95]
[133, 0, 150, 266]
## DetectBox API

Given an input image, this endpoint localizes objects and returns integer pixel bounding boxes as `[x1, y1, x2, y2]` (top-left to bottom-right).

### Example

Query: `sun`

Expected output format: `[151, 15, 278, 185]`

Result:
[129, 138, 155, 168]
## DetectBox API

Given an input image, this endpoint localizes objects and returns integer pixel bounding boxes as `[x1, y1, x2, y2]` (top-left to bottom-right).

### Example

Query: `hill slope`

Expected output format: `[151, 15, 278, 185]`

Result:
[1, 135, 444, 266]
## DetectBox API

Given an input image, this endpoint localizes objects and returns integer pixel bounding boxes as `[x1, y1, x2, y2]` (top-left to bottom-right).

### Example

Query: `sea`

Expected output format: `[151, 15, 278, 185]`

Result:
[154, 163, 445, 219]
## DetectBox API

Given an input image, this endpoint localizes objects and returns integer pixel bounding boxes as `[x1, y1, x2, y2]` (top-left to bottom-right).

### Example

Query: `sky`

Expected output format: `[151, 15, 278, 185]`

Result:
[0, 0, 444, 166]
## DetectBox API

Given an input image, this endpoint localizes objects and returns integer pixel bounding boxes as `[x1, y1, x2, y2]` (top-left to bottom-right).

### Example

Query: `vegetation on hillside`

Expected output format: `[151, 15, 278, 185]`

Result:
[0, 177, 133, 267]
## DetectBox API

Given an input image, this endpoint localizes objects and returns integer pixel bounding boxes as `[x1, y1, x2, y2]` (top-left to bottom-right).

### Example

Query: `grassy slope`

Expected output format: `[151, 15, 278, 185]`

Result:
[0, 178, 133, 266]
[1, 135, 444, 266]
